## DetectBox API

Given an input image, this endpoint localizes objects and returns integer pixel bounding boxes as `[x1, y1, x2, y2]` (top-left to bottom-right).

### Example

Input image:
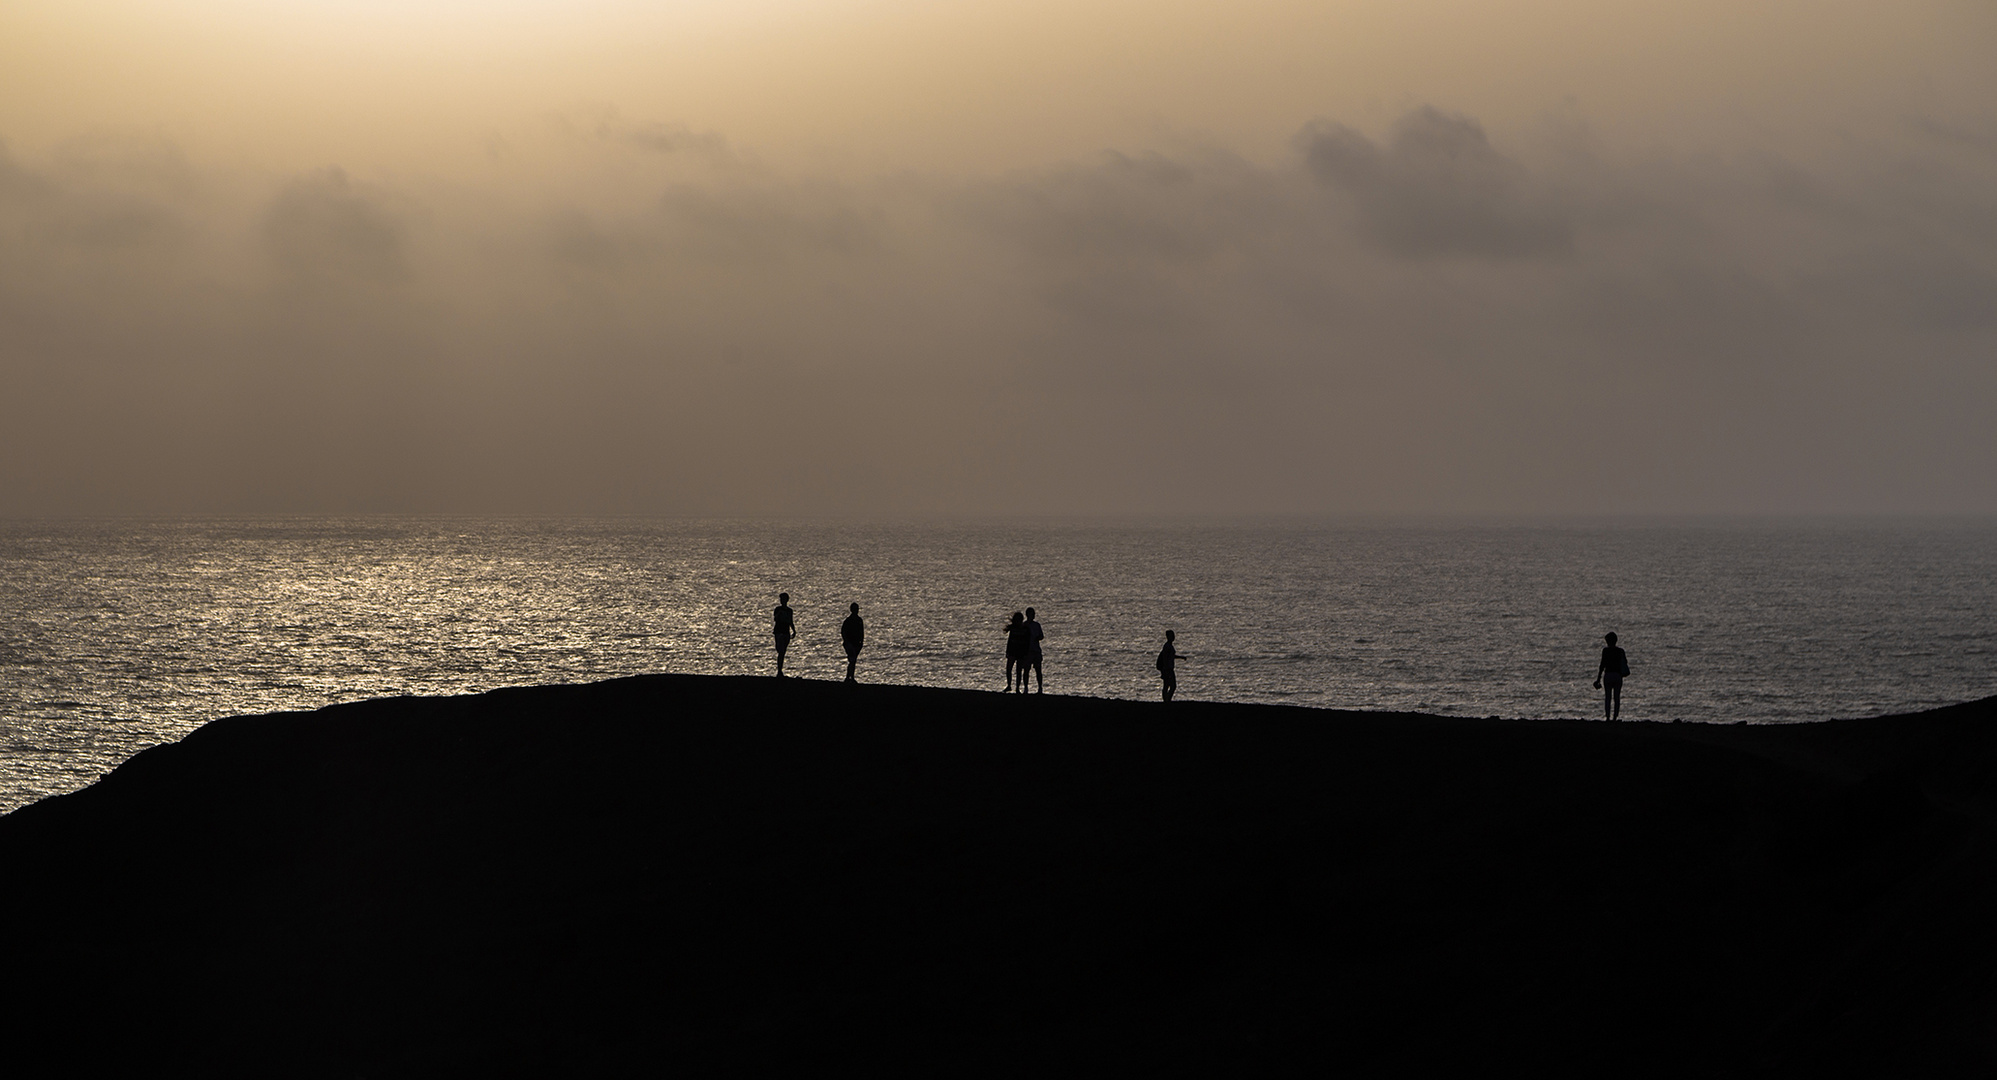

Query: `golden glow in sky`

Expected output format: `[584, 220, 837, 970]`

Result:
[2, 1, 1994, 515]
[9, 0, 1988, 171]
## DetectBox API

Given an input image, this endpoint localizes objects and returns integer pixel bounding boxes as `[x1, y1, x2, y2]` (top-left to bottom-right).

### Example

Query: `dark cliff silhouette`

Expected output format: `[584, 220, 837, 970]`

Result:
[2, 677, 1995, 1076]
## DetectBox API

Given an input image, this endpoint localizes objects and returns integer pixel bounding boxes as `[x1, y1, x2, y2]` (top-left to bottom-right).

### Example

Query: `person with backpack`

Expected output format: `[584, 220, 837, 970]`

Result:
[1594, 631, 1630, 720]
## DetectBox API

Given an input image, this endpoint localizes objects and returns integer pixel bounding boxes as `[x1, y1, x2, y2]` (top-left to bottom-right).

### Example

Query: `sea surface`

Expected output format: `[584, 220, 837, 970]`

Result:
[3, 518, 1994, 813]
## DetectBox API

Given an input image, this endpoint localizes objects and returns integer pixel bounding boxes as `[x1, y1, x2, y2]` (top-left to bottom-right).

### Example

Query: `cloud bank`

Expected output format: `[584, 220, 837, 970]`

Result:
[2, 101, 1994, 516]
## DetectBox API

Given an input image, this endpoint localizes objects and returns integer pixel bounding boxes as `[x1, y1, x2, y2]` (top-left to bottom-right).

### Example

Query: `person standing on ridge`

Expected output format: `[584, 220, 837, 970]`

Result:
[1003, 611, 1026, 692]
[1156, 630, 1183, 702]
[771, 593, 797, 677]
[1594, 631, 1629, 720]
[841, 603, 866, 684]
[1024, 607, 1045, 694]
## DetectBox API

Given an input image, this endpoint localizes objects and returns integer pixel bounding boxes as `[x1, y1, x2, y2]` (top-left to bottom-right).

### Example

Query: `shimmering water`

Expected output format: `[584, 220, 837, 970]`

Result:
[3, 518, 1994, 813]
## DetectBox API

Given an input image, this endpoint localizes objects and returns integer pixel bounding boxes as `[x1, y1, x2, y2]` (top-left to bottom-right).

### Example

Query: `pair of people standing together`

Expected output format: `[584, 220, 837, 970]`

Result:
[771, 594, 867, 683]
[1003, 609, 1045, 693]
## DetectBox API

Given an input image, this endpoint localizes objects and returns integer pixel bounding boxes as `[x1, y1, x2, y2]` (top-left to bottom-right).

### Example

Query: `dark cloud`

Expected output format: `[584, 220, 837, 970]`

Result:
[613, 121, 732, 161]
[263, 168, 409, 286]
[0, 138, 194, 260]
[1295, 106, 1574, 259]
[656, 181, 882, 262]
[968, 150, 1221, 263]
[543, 208, 648, 269]
[556, 110, 737, 168]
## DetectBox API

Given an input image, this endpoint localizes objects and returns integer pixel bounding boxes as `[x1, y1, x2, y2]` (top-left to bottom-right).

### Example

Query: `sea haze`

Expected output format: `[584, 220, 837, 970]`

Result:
[2, 518, 1993, 812]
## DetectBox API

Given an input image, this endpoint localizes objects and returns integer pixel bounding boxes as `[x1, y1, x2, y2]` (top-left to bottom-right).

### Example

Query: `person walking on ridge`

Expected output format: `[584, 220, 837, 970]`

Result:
[772, 593, 796, 677]
[1004, 611, 1026, 692]
[1156, 630, 1183, 702]
[841, 603, 866, 684]
[1024, 607, 1045, 694]
[1594, 631, 1629, 720]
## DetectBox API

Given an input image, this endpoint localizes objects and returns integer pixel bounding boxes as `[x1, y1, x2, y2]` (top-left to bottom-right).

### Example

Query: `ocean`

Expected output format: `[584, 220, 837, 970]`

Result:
[3, 518, 1994, 813]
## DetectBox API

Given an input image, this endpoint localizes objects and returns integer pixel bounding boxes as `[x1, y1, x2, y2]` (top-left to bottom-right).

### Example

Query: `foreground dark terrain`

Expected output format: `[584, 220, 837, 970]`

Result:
[3, 676, 1995, 1075]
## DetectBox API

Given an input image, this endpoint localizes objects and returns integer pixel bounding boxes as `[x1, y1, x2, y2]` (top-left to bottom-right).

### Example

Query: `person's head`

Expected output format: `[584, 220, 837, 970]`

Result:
[1011, 611, 1023, 624]
[850, 602, 860, 615]
[1605, 631, 1617, 645]
[1026, 607, 1036, 620]
[779, 592, 788, 604]
[1166, 630, 1175, 642]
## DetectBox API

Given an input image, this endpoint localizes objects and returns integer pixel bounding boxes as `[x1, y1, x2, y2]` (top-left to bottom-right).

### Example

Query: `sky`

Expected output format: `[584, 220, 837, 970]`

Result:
[2, 0, 1993, 517]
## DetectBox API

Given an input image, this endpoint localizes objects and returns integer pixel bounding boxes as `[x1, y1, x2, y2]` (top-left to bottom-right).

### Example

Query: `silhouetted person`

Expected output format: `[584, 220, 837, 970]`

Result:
[772, 593, 796, 677]
[1156, 630, 1183, 702]
[1024, 607, 1045, 694]
[1003, 611, 1026, 692]
[841, 603, 865, 684]
[1594, 631, 1628, 720]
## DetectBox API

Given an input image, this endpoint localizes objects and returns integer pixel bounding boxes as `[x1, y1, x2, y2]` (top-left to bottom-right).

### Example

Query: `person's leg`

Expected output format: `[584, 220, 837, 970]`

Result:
[846, 652, 858, 683]
[1163, 672, 1175, 702]
[775, 638, 787, 676]
[1611, 684, 1621, 720]
[1033, 658, 1043, 693]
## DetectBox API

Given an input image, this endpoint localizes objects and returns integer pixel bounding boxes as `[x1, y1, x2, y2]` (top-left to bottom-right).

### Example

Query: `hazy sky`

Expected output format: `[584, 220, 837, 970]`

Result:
[3, 0, 1993, 516]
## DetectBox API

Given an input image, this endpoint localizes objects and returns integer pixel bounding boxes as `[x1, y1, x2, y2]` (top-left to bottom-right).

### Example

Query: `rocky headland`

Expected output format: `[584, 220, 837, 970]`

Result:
[3, 675, 1994, 1075]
